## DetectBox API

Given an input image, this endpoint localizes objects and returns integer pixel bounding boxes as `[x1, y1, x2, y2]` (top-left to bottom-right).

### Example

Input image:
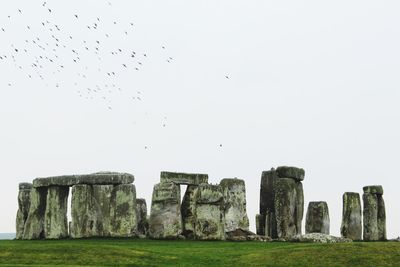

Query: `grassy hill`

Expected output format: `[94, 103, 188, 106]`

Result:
[0, 239, 399, 266]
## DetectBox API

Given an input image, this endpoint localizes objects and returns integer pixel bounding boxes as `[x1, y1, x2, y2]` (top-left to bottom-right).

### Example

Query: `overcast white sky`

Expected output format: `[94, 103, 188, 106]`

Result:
[0, 0, 399, 238]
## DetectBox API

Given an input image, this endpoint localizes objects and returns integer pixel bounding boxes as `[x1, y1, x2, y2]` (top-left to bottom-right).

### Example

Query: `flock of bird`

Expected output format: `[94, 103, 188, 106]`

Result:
[0, 1, 228, 149]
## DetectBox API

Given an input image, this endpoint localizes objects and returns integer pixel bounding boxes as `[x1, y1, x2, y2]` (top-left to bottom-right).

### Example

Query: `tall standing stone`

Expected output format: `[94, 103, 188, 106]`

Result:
[110, 184, 137, 237]
[149, 182, 182, 239]
[23, 187, 48, 239]
[194, 184, 225, 240]
[220, 178, 249, 233]
[136, 198, 148, 236]
[181, 185, 198, 238]
[259, 167, 304, 239]
[44, 186, 69, 239]
[16, 183, 32, 239]
[340, 192, 362, 240]
[71, 184, 114, 238]
[363, 185, 386, 241]
[258, 169, 278, 236]
[305, 201, 330, 234]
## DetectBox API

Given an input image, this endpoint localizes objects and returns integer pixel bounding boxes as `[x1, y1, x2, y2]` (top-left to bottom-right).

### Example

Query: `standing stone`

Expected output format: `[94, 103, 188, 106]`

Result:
[44, 186, 69, 239]
[259, 167, 304, 239]
[110, 184, 137, 237]
[274, 178, 299, 238]
[259, 169, 278, 236]
[194, 184, 225, 240]
[136, 198, 148, 236]
[16, 183, 32, 239]
[23, 187, 48, 239]
[305, 201, 330, 234]
[363, 185, 386, 241]
[149, 182, 182, 239]
[181, 185, 198, 238]
[71, 184, 114, 238]
[220, 178, 249, 233]
[340, 192, 362, 240]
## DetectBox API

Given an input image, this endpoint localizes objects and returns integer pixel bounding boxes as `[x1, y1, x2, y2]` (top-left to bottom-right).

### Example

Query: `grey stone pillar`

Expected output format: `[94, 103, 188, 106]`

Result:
[181, 185, 198, 239]
[71, 184, 114, 238]
[305, 201, 330, 234]
[340, 192, 362, 240]
[110, 184, 137, 237]
[194, 184, 225, 240]
[44, 186, 69, 239]
[16, 183, 32, 239]
[23, 187, 48, 239]
[363, 185, 386, 241]
[220, 178, 249, 233]
[259, 166, 304, 239]
[136, 198, 148, 236]
[149, 182, 182, 239]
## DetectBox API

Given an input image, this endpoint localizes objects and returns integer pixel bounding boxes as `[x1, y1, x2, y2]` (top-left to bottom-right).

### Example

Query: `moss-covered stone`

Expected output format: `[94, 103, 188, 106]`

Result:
[16, 184, 32, 239]
[305, 201, 330, 234]
[136, 198, 148, 236]
[160, 171, 208, 185]
[110, 184, 137, 237]
[149, 182, 182, 239]
[220, 178, 249, 232]
[181, 185, 198, 239]
[340, 192, 361, 240]
[363, 186, 386, 241]
[363, 185, 383, 195]
[33, 172, 134, 188]
[22, 187, 48, 239]
[194, 184, 225, 240]
[363, 193, 378, 241]
[44, 186, 69, 239]
[276, 166, 305, 181]
[71, 184, 114, 238]
[274, 178, 296, 238]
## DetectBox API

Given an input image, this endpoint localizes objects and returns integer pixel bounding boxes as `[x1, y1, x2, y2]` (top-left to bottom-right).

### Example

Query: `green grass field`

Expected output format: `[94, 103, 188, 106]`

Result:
[0, 239, 399, 266]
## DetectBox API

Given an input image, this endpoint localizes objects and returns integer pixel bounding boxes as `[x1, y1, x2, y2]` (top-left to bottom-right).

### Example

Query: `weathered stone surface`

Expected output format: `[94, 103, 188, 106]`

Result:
[340, 192, 362, 240]
[181, 185, 198, 238]
[363, 186, 386, 241]
[259, 169, 278, 236]
[259, 168, 304, 238]
[274, 178, 303, 239]
[295, 182, 304, 236]
[255, 214, 262, 236]
[19, 183, 33, 190]
[149, 182, 182, 239]
[136, 198, 148, 236]
[16, 184, 32, 239]
[71, 183, 137, 238]
[276, 166, 305, 181]
[194, 184, 225, 240]
[220, 178, 249, 232]
[363, 193, 378, 241]
[23, 187, 47, 239]
[377, 195, 387, 241]
[306, 201, 330, 234]
[363, 185, 383, 195]
[44, 186, 69, 239]
[160, 171, 208, 185]
[33, 172, 134, 188]
[290, 233, 352, 243]
[110, 184, 137, 237]
[71, 184, 114, 238]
